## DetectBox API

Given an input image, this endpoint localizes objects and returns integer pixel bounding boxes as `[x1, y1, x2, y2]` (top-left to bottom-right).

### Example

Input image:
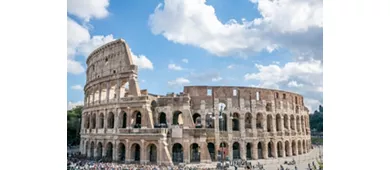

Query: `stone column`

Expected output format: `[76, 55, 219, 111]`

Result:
[125, 140, 130, 163]
[158, 140, 163, 165]
[94, 142, 98, 158]
[215, 111, 220, 131]
[262, 142, 268, 159]
[253, 141, 258, 160]
[286, 117, 291, 133]
[92, 87, 95, 105]
[106, 82, 110, 103]
[228, 142, 233, 161]
[140, 140, 146, 163]
[281, 142, 286, 157]
[240, 141, 246, 160]
[116, 79, 120, 102]
[183, 141, 190, 163]
[272, 117, 277, 132]
[102, 142, 106, 157]
[113, 141, 118, 161]
[262, 115, 267, 131]
[240, 117, 245, 133]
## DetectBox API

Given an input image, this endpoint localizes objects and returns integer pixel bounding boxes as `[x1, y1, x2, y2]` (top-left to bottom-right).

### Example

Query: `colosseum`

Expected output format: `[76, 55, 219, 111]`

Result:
[80, 39, 312, 165]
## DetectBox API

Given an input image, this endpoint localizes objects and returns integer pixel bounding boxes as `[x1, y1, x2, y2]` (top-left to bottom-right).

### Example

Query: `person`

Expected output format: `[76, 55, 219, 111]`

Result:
[294, 165, 298, 170]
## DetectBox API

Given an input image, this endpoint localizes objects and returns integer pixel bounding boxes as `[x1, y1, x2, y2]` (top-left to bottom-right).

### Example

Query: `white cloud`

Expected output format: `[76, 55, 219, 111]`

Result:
[182, 58, 189, 63]
[272, 61, 280, 65]
[148, 0, 322, 59]
[304, 98, 322, 113]
[227, 64, 235, 69]
[67, 0, 110, 22]
[168, 77, 190, 87]
[67, 59, 85, 75]
[67, 101, 84, 110]
[168, 64, 183, 71]
[71, 85, 83, 90]
[211, 77, 223, 82]
[287, 80, 303, 88]
[131, 51, 154, 70]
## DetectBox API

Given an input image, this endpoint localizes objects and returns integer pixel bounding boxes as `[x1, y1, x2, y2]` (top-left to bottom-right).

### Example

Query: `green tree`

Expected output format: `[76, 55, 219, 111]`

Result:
[67, 106, 82, 146]
[310, 105, 323, 132]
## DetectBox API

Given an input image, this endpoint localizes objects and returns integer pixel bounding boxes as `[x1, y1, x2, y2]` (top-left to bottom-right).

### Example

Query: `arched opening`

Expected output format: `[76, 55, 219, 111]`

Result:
[285, 141, 290, 157]
[121, 112, 127, 128]
[206, 113, 214, 128]
[133, 111, 142, 128]
[219, 142, 228, 162]
[106, 142, 113, 161]
[298, 140, 302, 155]
[85, 141, 89, 156]
[268, 142, 273, 158]
[266, 103, 272, 112]
[147, 144, 157, 163]
[246, 143, 252, 160]
[172, 111, 183, 125]
[90, 142, 95, 158]
[257, 142, 263, 159]
[233, 142, 240, 160]
[295, 106, 299, 113]
[292, 141, 297, 156]
[172, 143, 183, 163]
[219, 113, 227, 131]
[245, 113, 252, 129]
[296, 116, 300, 132]
[256, 113, 263, 129]
[301, 116, 305, 133]
[151, 100, 157, 112]
[290, 115, 295, 130]
[118, 143, 126, 162]
[131, 143, 141, 162]
[99, 113, 104, 128]
[84, 114, 90, 129]
[283, 114, 288, 130]
[192, 113, 202, 128]
[303, 140, 306, 153]
[267, 115, 273, 132]
[108, 112, 114, 129]
[97, 142, 103, 159]
[277, 141, 283, 157]
[190, 143, 201, 162]
[207, 143, 215, 161]
[91, 114, 96, 129]
[276, 114, 282, 131]
[159, 112, 167, 127]
[232, 113, 240, 131]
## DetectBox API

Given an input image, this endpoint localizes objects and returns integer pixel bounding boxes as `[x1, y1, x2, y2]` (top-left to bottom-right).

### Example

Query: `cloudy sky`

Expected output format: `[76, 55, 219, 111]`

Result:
[67, 0, 323, 112]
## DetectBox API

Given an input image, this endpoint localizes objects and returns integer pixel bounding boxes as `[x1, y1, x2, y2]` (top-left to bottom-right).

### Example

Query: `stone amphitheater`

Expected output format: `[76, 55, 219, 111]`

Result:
[80, 39, 312, 166]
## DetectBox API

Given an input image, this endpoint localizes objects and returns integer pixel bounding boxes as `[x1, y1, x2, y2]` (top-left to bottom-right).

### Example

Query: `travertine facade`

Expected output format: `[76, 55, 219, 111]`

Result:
[80, 39, 312, 165]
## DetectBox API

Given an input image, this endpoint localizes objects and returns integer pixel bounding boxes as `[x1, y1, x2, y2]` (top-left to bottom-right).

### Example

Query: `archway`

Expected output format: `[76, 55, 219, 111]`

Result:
[296, 115, 300, 132]
[256, 113, 263, 129]
[277, 141, 283, 157]
[131, 143, 141, 162]
[292, 141, 297, 156]
[207, 143, 215, 161]
[121, 112, 127, 128]
[84, 114, 90, 129]
[268, 142, 273, 158]
[284, 114, 288, 130]
[85, 141, 89, 156]
[233, 142, 240, 160]
[285, 141, 290, 157]
[147, 144, 157, 163]
[159, 112, 167, 127]
[232, 113, 240, 131]
[290, 115, 295, 130]
[108, 112, 114, 129]
[219, 142, 228, 161]
[133, 111, 142, 128]
[246, 143, 252, 160]
[90, 142, 95, 158]
[267, 115, 273, 132]
[97, 142, 103, 159]
[276, 114, 282, 131]
[219, 113, 227, 131]
[257, 142, 263, 159]
[91, 114, 96, 129]
[172, 111, 183, 125]
[206, 113, 214, 128]
[172, 143, 183, 163]
[99, 113, 104, 128]
[190, 143, 200, 162]
[245, 113, 252, 129]
[298, 140, 302, 155]
[303, 140, 306, 153]
[192, 113, 202, 128]
[106, 142, 113, 161]
[301, 116, 305, 133]
[118, 143, 126, 162]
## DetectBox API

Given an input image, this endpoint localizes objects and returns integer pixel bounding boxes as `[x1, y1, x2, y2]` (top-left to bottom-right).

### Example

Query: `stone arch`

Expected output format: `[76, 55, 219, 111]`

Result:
[206, 113, 215, 128]
[108, 112, 114, 129]
[192, 113, 202, 128]
[207, 143, 216, 161]
[219, 113, 228, 131]
[256, 113, 264, 129]
[132, 111, 142, 128]
[158, 112, 167, 127]
[290, 115, 295, 130]
[106, 142, 113, 161]
[257, 142, 263, 159]
[285, 141, 290, 157]
[232, 142, 240, 160]
[84, 114, 90, 129]
[268, 141, 273, 158]
[301, 115, 305, 133]
[120, 111, 127, 128]
[172, 143, 183, 163]
[130, 143, 141, 162]
[246, 143, 252, 160]
[277, 141, 283, 157]
[97, 142, 103, 159]
[219, 142, 228, 161]
[266, 103, 272, 112]
[276, 114, 282, 131]
[245, 112, 252, 129]
[91, 113, 96, 129]
[283, 114, 288, 130]
[292, 140, 297, 156]
[267, 114, 273, 132]
[147, 143, 157, 163]
[172, 111, 183, 125]
[90, 141, 95, 158]
[232, 112, 240, 131]
[296, 115, 300, 132]
[85, 141, 89, 156]
[151, 100, 157, 112]
[298, 140, 302, 155]
[190, 143, 201, 162]
[302, 140, 306, 153]
[118, 142, 126, 162]
[99, 113, 104, 128]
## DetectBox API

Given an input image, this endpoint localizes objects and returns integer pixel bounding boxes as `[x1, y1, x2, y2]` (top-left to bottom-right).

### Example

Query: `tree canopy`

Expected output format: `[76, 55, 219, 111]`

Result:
[310, 105, 323, 133]
[67, 106, 82, 146]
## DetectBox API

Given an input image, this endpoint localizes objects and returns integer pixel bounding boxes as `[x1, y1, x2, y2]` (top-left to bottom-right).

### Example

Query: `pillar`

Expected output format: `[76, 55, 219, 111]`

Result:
[272, 117, 277, 132]
[106, 82, 110, 103]
[262, 142, 268, 159]
[272, 141, 277, 158]
[116, 79, 120, 102]
[240, 141, 246, 160]
[253, 141, 258, 160]
[140, 140, 146, 163]
[125, 140, 130, 163]
[113, 141, 118, 161]
[183, 142, 190, 163]
[288, 142, 293, 157]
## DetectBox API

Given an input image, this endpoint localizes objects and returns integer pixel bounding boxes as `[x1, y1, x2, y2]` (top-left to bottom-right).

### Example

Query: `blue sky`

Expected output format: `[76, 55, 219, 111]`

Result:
[67, 0, 323, 112]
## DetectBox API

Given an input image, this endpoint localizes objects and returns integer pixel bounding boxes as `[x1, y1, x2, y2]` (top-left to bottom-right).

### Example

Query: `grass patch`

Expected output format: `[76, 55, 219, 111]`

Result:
[311, 136, 323, 145]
